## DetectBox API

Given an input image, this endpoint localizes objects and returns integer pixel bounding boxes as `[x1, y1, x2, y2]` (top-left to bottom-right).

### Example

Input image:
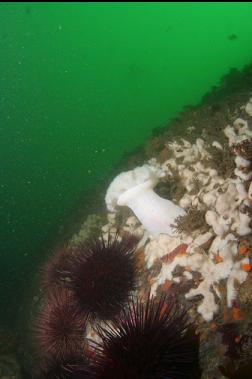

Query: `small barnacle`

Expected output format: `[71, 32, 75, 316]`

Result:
[232, 139, 252, 160]
[155, 173, 186, 203]
[171, 207, 208, 234]
[190, 174, 201, 195]
[239, 202, 252, 217]
[209, 144, 236, 178]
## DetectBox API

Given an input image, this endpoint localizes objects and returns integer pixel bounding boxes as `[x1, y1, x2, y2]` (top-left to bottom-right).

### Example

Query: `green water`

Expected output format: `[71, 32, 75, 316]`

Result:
[1, 2, 252, 326]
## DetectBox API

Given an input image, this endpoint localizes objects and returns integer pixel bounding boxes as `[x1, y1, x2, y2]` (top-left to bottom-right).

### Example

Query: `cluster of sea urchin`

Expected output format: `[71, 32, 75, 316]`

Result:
[34, 232, 139, 378]
[67, 233, 139, 321]
[91, 295, 201, 379]
[35, 233, 201, 378]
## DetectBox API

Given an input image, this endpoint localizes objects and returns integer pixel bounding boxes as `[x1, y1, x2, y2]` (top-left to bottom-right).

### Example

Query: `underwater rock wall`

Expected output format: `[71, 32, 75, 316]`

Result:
[103, 97, 252, 324]
[28, 66, 252, 378]
[84, 93, 252, 378]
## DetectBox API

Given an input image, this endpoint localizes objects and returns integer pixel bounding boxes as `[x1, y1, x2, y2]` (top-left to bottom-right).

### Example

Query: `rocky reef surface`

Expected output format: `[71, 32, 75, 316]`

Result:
[4, 64, 252, 378]
[71, 65, 252, 378]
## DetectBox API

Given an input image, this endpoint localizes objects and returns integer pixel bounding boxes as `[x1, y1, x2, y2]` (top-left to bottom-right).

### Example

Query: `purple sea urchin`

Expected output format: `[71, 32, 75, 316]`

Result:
[92, 296, 201, 379]
[68, 233, 139, 321]
[34, 288, 87, 360]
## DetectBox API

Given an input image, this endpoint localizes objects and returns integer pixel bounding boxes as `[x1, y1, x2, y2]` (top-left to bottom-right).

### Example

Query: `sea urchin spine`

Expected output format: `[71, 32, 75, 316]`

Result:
[37, 355, 91, 379]
[68, 232, 139, 321]
[40, 245, 73, 293]
[34, 288, 87, 361]
[92, 295, 201, 379]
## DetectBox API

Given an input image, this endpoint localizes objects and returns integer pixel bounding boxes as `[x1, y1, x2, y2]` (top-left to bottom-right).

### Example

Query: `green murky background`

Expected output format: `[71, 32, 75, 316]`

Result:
[1, 2, 252, 327]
